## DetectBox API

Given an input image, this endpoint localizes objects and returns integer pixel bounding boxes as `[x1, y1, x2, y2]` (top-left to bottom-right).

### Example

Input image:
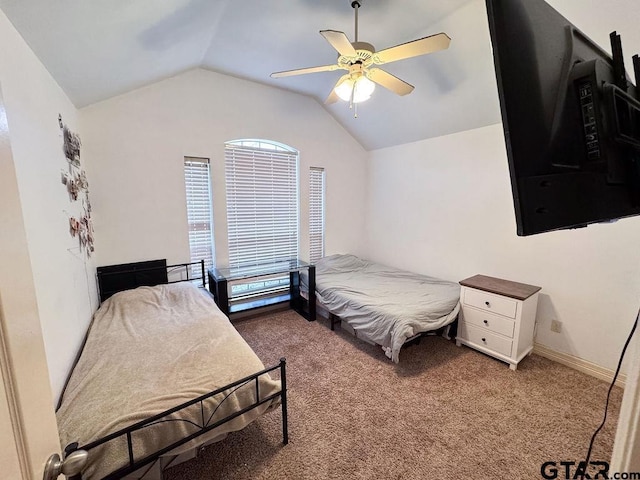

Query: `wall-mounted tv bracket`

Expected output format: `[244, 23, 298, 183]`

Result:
[610, 31, 628, 91]
[607, 32, 640, 150]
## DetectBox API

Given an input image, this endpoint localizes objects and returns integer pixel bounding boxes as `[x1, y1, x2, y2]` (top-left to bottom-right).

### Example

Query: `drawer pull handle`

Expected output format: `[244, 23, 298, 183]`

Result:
[482, 337, 487, 342]
[485, 301, 490, 307]
[483, 320, 489, 325]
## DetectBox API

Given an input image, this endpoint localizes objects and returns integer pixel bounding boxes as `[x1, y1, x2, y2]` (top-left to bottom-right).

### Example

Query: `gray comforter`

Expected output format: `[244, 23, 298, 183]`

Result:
[311, 254, 460, 362]
[56, 283, 281, 479]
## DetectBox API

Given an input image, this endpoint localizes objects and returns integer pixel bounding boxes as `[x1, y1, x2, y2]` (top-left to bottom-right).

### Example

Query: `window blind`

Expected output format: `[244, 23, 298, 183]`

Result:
[184, 157, 214, 277]
[309, 167, 325, 264]
[225, 143, 299, 267]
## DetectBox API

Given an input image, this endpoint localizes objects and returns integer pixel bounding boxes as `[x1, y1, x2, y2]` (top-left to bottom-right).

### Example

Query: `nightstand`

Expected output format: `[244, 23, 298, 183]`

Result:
[456, 275, 541, 370]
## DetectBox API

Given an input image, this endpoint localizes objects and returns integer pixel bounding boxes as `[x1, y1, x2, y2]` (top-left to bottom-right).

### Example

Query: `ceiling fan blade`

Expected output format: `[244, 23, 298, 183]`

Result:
[271, 64, 340, 78]
[325, 89, 340, 105]
[320, 30, 357, 57]
[325, 74, 350, 104]
[366, 68, 414, 96]
[373, 33, 451, 65]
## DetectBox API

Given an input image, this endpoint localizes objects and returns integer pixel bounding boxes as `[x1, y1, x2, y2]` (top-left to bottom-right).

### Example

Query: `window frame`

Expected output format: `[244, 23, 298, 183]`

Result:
[223, 139, 300, 297]
[309, 166, 326, 264]
[183, 156, 214, 278]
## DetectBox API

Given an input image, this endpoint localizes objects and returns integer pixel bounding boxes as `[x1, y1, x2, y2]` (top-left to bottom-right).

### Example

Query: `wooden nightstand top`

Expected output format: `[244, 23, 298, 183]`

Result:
[459, 274, 541, 301]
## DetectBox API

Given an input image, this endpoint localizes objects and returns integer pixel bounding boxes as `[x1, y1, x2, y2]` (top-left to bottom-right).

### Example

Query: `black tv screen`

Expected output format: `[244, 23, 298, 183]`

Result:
[486, 0, 640, 235]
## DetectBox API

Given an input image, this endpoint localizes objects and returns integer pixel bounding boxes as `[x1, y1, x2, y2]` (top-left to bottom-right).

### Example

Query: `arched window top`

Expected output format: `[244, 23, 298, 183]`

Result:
[226, 139, 298, 154]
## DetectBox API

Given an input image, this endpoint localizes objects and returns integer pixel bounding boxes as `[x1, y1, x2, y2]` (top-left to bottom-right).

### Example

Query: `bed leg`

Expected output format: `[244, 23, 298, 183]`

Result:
[279, 358, 289, 445]
[330, 313, 340, 331]
[443, 324, 452, 340]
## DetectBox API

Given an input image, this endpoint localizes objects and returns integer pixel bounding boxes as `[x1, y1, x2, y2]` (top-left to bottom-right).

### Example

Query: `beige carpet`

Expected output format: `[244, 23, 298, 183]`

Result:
[165, 310, 623, 480]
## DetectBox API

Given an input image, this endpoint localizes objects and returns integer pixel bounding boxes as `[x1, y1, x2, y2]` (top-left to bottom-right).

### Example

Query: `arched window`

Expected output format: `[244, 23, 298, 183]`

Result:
[224, 139, 299, 267]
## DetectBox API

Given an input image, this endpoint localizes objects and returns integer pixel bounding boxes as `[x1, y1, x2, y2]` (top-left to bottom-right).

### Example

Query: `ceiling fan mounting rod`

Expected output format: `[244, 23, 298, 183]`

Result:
[351, 0, 361, 42]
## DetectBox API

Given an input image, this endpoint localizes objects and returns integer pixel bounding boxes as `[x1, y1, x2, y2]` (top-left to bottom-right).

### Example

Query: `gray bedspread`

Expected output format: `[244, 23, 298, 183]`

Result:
[310, 254, 460, 362]
[56, 283, 281, 479]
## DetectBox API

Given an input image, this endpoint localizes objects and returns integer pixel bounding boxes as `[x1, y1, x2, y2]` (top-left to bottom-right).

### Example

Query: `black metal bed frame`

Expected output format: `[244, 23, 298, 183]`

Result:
[319, 302, 458, 352]
[328, 310, 455, 342]
[66, 359, 288, 480]
[60, 259, 289, 480]
[96, 259, 207, 304]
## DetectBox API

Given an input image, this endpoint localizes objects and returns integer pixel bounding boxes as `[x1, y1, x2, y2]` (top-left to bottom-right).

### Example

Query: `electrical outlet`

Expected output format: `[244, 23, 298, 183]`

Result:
[550, 319, 562, 333]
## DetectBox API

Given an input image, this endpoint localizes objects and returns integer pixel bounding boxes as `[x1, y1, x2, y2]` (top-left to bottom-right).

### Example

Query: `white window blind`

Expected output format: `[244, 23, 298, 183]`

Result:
[309, 167, 325, 264]
[184, 157, 214, 277]
[225, 142, 299, 267]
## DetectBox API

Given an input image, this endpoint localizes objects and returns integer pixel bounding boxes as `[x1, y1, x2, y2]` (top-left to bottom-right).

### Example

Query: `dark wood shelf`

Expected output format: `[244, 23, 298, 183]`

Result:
[459, 274, 541, 301]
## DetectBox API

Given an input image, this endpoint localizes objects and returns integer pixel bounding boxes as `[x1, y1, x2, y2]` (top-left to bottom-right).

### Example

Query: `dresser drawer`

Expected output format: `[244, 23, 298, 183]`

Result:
[461, 307, 515, 338]
[463, 288, 517, 319]
[459, 322, 513, 357]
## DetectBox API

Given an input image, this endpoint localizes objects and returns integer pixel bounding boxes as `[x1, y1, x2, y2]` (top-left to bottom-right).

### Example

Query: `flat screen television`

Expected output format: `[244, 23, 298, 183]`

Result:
[486, 0, 640, 235]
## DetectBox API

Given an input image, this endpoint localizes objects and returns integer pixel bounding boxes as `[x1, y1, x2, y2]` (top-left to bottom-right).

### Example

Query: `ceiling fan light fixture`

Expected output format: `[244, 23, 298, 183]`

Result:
[271, 0, 451, 113]
[335, 74, 375, 103]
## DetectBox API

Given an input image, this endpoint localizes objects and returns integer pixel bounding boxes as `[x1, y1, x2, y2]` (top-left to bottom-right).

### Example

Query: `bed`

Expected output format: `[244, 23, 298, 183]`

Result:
[56, 260, 287, 480]
[303, 254, 461, 363]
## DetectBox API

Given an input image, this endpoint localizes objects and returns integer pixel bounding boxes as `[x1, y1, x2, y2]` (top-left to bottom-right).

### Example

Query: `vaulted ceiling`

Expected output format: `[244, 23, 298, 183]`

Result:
[0, 0, 638, 150]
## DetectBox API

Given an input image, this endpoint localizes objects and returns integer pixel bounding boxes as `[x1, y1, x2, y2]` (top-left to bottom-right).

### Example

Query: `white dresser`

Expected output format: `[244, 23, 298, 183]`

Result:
[456, 275, 541, 370]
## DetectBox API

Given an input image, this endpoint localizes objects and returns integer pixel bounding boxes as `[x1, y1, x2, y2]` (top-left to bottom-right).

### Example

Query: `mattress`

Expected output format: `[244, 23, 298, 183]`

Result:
[56, 282, 281, 479]
[304, 254, 461, 362]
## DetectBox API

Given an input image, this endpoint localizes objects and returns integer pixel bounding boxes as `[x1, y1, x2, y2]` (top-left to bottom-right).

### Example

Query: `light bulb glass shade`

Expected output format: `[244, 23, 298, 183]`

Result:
[334, 74, 376, 103]
[353, 76, 375, 103]
[335, 78, 355, 102]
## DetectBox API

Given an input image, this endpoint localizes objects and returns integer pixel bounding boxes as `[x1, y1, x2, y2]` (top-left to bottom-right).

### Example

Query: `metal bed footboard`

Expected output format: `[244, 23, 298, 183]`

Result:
[66, 358, 288, 480]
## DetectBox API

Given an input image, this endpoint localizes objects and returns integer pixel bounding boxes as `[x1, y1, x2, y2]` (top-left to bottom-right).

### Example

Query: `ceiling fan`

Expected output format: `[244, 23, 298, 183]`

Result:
[270, 0, 451, 107]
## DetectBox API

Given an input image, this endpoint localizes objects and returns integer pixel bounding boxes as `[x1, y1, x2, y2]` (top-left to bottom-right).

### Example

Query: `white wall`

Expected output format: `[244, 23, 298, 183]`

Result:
[366, 123, 640, 371]
[80, 68, 368, 268]
[0, 10, 97, 402]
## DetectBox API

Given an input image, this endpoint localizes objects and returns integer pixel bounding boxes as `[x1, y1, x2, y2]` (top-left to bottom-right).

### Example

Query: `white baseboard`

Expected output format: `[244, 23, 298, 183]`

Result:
[533, 343, 626, 389]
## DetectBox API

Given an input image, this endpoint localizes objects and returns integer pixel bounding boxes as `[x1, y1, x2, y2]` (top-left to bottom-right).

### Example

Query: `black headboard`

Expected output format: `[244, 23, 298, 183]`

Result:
[97, 259, 168, 303]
